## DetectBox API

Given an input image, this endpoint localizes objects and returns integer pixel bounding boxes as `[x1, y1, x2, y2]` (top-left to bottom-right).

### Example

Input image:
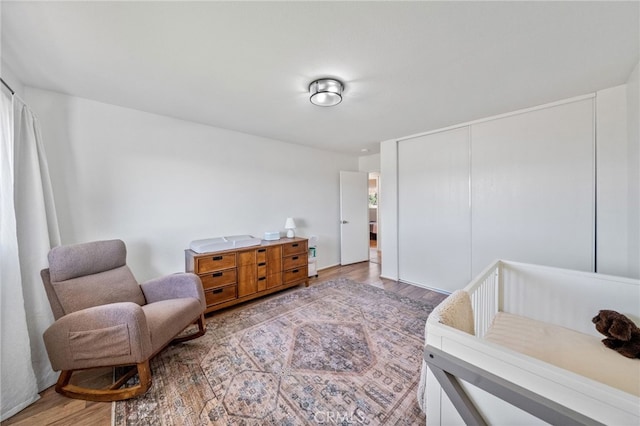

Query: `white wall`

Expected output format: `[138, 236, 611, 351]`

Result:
[380, 139, 398, 280]
[358, 153, 380, 173]
[24, 87, 357, 281]
[627, 62, 640, 279]
[1, 61, 25, 95]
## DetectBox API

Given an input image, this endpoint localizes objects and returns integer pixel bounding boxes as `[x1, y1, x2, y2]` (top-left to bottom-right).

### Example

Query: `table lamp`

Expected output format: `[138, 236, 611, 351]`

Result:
[284, 217, 296, 238]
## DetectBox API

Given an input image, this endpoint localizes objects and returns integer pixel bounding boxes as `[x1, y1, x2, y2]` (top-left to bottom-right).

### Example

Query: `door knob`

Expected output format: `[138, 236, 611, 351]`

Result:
[341, 220, 349, 224]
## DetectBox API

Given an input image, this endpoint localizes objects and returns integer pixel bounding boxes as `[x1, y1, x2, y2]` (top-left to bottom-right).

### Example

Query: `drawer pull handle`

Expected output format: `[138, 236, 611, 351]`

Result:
[212, 256, 223, 261]
[258, 277, 266, 281]
[212, 272, 223, 277]
[292, 269, 299, 273]
[258, 262, 266, 266]
[292, 256, 298, 260]
[292, 243, 299, 247]
[258, 249, 266, 253]
[212, 288, 223, 294]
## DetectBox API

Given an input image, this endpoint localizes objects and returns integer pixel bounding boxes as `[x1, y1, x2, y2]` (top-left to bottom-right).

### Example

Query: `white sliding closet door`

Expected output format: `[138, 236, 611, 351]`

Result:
[471, 99, 595, 275]
[398, 127, 471, 292]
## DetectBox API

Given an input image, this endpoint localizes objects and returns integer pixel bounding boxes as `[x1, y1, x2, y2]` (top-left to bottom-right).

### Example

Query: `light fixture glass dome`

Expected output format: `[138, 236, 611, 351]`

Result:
[309, 78, 343, 107]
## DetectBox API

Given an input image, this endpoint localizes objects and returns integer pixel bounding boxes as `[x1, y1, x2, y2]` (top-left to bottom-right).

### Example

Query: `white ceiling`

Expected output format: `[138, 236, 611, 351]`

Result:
[1, 1, 638, 155]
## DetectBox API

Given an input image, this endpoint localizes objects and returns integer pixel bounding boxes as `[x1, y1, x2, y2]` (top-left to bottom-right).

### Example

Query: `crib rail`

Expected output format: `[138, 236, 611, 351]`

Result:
[466, 261, 500, 337]
[424, 345, 605, 426]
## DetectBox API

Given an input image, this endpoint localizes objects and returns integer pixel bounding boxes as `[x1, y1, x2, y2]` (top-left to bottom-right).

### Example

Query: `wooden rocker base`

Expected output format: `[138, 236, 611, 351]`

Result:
[55, 360, 152, 402]
[171, 313, 207, 344]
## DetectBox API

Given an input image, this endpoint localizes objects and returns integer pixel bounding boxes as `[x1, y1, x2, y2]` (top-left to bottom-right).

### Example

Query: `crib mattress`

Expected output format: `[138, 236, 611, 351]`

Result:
[484, 312, 640, 396]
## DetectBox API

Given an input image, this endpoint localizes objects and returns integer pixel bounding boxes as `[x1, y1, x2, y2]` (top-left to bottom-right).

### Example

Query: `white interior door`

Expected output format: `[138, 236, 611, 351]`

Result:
[398, 127, 471, 292]
[471, 98, 595, 275]
[340, 171, 369, 265]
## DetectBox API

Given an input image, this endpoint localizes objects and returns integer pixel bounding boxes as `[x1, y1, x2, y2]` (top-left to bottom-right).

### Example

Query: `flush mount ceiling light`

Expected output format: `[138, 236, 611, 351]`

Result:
[309, 78, 343, 107]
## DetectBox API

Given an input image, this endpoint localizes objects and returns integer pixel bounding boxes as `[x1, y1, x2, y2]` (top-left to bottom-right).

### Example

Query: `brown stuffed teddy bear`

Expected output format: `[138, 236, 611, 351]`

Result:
[592, 310, 640, 359]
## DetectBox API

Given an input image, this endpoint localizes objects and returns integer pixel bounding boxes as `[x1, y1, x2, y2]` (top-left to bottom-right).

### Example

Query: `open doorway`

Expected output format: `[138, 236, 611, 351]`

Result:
[368, 172, 380, 264]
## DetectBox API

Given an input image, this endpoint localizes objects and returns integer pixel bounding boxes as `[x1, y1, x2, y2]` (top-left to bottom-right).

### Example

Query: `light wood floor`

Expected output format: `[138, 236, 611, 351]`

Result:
[2, 261, 447, 426]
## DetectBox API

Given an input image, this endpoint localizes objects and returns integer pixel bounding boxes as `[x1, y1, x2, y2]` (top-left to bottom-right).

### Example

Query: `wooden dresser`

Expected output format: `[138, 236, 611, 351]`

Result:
[185, 237, 309, 313]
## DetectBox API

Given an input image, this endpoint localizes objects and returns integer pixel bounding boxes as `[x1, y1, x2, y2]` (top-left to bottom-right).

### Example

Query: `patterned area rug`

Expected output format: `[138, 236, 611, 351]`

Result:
[113, 278, 437, 425]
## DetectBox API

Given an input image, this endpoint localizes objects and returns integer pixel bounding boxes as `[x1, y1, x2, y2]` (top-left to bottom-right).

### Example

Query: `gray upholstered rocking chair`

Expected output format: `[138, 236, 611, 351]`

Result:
[40, 239, 206, 401]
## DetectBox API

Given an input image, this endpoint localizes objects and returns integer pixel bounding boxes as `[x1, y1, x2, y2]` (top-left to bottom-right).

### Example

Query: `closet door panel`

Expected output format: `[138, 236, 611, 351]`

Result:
[398, 127, 471, 292]
[471, 99, 594, 275]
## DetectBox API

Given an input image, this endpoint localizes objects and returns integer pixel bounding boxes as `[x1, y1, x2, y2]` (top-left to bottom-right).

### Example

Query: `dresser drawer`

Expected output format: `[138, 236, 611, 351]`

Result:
[205, 284, 237, 306]
[196, 253, 236, 273]
[283, 254, 307, 270]
[256, 247, 267, 264]
[283, 265, 308, 284]
[257, 275, 267, 292]
[200, 269, 237, 290]
[282, 241, 307, 257]
[257, 263, 267, 278]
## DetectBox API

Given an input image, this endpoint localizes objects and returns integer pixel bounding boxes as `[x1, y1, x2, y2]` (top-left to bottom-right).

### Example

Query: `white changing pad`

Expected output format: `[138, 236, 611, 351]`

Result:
[189, 235, 262, 253]
[484, 312, 640, 396]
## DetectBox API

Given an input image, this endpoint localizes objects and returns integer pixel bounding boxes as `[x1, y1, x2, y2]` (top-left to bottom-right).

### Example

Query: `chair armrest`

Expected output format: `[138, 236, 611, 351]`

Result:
[140, 273, 206, 311]
[43, 302, 152, 371]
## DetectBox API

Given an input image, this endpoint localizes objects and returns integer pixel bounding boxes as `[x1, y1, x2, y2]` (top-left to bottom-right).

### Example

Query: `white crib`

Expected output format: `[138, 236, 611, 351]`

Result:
[419, 260, 640, 425]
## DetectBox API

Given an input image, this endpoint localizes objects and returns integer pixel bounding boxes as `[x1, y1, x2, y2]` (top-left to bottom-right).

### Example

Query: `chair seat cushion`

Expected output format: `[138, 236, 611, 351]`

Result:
[142, 298, 202, 351]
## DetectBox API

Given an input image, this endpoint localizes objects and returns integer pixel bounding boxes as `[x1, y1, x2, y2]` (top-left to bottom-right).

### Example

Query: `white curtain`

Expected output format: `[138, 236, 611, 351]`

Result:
[1, 89, 61, 420]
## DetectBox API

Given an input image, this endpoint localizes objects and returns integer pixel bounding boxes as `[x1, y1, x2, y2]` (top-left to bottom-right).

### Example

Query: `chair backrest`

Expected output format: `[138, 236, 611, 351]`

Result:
[43, 239, 146, 316]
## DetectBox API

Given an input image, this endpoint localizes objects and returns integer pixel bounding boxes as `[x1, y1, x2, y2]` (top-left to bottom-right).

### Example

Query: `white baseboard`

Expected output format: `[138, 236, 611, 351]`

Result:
[398, 279, 451, 295]
[317, 263, 339, 272]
